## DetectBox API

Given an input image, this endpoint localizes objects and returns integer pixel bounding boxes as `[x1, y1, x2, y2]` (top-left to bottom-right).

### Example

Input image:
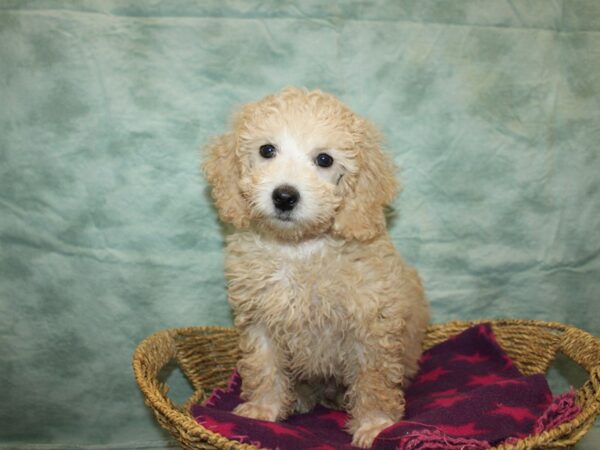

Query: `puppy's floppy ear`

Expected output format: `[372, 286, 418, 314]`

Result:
[332, 118, 399, 241]
[203, 131, 251, 228]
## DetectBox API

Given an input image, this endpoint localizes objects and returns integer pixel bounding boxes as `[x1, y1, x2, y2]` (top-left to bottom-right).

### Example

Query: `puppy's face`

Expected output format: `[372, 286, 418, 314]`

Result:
[236, 105, 360, 238]
[204, 88, 398, 241]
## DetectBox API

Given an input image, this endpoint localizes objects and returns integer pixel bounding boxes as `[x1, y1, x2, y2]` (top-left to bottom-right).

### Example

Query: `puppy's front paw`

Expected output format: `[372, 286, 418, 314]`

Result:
[351, 417, 394, 448]
[233, 402, 279, 422]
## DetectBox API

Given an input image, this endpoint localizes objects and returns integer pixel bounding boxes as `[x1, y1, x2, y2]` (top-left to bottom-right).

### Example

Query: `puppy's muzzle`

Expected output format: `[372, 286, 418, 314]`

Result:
[272, 185, 300, 212]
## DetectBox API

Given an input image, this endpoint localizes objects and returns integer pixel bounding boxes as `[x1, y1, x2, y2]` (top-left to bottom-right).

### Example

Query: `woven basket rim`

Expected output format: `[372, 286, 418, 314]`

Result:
[133, 319, 600, 450]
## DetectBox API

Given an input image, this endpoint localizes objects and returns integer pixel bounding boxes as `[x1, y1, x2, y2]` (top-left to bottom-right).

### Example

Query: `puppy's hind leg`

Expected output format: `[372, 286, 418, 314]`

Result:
[234, 325, 294, 422]
[292, 381, 320, 414]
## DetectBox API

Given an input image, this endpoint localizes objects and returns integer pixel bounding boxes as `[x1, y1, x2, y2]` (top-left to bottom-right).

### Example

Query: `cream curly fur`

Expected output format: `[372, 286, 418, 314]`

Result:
[203, 88, 429, 448]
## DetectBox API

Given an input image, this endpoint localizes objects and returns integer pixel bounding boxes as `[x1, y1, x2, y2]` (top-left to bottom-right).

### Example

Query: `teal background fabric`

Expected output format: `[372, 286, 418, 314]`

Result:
[1, 1, 598, 448]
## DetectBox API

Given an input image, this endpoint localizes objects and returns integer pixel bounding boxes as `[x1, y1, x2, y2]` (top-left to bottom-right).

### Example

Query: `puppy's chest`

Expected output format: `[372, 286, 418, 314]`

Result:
[259, 256, 348, 321]
[225, 237, 375, 378]
[226, 238, 353, 333]
[267, 259, 352, 376]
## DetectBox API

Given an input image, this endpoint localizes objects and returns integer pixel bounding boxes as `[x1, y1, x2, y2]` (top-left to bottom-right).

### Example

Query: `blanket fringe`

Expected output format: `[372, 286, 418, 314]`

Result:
[396, 429, 490, 450]
[534, 388, 580, 434]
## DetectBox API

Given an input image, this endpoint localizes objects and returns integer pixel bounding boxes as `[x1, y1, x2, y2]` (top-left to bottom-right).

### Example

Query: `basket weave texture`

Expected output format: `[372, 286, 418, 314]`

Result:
[133, 320, 600, 450]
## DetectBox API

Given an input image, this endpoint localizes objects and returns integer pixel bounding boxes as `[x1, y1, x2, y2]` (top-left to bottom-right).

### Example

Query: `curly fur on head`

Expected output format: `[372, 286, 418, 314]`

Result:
[204, 87, 399, 242]
[203, 87, 429, 448]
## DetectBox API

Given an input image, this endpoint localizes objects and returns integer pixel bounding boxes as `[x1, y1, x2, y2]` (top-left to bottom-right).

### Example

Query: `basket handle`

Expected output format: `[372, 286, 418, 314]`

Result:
[133, 329, 197, 421]
[133, 330, 243, 448]
[560, 326, 600, 372]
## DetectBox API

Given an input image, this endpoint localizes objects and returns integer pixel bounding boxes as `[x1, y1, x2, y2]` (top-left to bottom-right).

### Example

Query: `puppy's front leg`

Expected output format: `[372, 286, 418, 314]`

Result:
[233, 325, 293, 422]
[346, 368, 405, 448]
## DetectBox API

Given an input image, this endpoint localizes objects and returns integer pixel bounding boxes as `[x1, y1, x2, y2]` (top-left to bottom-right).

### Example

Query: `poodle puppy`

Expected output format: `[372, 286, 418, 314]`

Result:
[203, 88, 429, 448]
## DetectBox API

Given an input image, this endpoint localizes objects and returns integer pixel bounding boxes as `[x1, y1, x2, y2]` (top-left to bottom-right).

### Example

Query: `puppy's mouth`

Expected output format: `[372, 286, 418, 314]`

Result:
[273, 211, 295, 223]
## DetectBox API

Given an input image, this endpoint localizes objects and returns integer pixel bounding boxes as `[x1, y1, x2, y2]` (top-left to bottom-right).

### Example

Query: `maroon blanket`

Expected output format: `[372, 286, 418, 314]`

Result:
[191, 324, 579, 449]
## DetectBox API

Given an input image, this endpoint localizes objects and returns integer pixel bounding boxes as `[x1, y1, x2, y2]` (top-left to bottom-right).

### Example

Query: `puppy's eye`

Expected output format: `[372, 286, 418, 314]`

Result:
[315, 153, 334, 168]
[259, 144, 277, 159]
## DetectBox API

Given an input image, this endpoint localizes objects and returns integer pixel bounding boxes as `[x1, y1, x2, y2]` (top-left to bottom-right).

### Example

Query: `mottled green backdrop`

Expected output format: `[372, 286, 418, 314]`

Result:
[1, 1, 598, 449]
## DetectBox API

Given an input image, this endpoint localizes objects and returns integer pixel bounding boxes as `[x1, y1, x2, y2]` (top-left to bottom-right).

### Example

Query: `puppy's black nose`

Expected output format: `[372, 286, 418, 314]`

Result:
[272, 185, 300, 212]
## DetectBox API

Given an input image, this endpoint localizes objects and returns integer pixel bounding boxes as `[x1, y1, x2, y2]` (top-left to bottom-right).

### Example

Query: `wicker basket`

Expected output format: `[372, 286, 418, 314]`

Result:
[133, 320, 600, 450]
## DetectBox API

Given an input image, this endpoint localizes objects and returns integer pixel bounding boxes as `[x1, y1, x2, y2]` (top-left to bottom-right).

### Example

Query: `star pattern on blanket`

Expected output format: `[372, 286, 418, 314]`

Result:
[491, 404, 538, 422]
[496, 378, 528, 386]
[416, 366, 450, 383]
[191, 324, 580, 450]
[427, 392, 470, 408]
[452, 352, 489, 363]
[260, 421, 305, 437]
[476, 324, 492, 337]
[198, 415, 247, 440]
[430, 387, 459, 397]
[468, 373, 509, 386]
[436, 422, 489, 437]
